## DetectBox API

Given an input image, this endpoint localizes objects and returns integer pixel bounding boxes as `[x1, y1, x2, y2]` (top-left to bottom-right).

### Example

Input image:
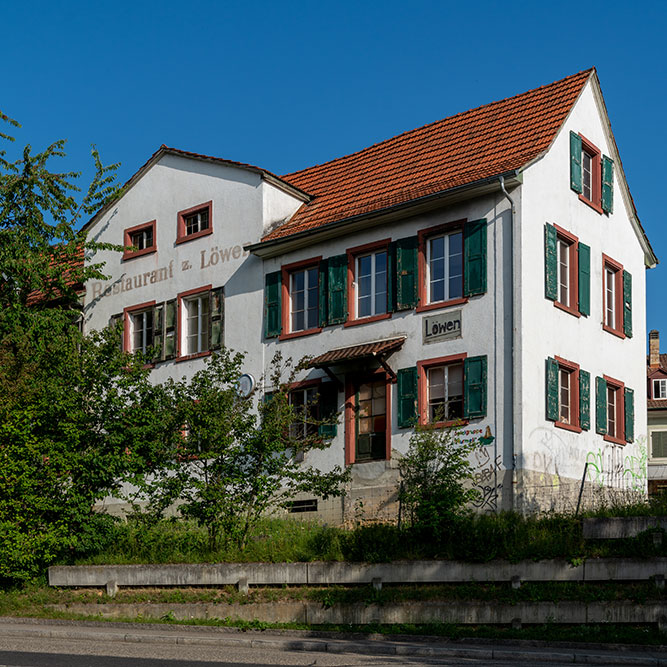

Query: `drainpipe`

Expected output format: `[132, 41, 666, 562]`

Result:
[498, 175, 516, 512]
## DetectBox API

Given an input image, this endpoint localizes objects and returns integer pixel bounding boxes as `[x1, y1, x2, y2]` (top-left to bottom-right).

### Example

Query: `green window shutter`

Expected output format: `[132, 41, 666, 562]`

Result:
[264, 270, 282, 338]
[394, 236, 418, 310]
[570, 131, 583, 194]
[595, 376, 607, 435]
[318, 259, 328, 327]
[318, 381, 338, 439]
[109, 313, 123, 352]
[386, 242, 395, 313]
[601, 155, 614, 214]
[397, 366, 418, 428]
[579, 369, 590, 430]
[327, 254, 348, 325]
[544, 223, 558, 301]
[152, 303, 164, 362]
[210, 287, 224, 350]
[577, 242, 590, 316]
[545, 357, 559, 421]
[464, 219, 487, 297]
[464, 355, 487, 419]
[623, 270, 632, 338]
[624, 387, 634, 443]
[164, 299, 177, 360]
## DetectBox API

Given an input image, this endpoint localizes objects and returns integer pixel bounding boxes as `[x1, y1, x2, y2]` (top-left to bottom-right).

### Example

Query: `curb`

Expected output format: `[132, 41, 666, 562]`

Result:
[0, 618, 665, 665]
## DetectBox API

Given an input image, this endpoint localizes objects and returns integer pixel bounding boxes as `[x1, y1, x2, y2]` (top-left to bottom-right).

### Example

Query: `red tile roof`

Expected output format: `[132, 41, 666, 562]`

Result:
[308, 336, 406, 367]
[264, 69, 594, 242]
[649, 399, 667, 410]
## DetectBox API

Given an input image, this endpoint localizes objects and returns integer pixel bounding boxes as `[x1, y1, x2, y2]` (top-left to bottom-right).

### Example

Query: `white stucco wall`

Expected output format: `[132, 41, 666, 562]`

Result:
[518, 79, 649, 505]
[263, 192, 515, 513]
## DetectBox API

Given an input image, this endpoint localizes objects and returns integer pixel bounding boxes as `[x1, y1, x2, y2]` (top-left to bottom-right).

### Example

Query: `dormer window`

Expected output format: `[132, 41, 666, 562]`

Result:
[654, 379, 667, 399]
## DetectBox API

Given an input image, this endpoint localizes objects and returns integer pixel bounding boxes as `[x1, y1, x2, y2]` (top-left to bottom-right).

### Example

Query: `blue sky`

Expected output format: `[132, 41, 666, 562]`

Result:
[3, 0, 666, 344]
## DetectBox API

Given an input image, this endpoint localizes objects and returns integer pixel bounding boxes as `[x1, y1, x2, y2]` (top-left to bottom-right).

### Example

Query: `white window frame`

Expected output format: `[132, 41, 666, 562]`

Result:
[557, 238, 570, 307]
[182, 293, 210, 356]
[426, 362, 464, 423]
[558, 367, 572, 424]
[130, 227, 153, 251]
[605, 265, 617, 330]
[654, 379, 667, 400]
[289, 267, 319, 333]
[650, 429, 667, 461]
[289, 386, 319, 441]
[355, 250, 388, 319]
[130, 308, 154, 354]
[184, 209, 209, 236]
[582, 148, 593, 202]
[426, 230, 463, 304]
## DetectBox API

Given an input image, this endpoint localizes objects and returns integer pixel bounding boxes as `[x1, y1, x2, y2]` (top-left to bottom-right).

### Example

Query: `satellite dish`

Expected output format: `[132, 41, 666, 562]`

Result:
[237, 373, 255, 398]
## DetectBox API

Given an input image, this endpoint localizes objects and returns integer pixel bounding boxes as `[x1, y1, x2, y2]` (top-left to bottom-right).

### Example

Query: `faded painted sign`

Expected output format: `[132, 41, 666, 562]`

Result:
[422, 309, 462, 343]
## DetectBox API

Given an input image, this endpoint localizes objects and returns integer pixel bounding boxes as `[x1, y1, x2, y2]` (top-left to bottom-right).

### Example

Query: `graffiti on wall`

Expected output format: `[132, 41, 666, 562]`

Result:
[464, 426, 503, 512]
[586, 438, 647, 491]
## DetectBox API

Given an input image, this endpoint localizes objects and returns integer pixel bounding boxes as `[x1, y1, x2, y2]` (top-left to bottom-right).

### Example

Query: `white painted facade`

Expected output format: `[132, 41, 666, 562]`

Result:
[83, 76, 654, 521]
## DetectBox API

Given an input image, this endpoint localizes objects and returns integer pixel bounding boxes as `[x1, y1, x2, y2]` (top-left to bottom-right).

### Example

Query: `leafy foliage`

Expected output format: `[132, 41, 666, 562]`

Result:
[398, 423, 481, 540]
[127, 352, 350, 551]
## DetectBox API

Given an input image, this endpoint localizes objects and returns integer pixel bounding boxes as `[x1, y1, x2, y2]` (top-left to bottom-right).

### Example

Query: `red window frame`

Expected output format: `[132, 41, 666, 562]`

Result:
[578, 134, 602, 213]
[553, 224, 580, 318]
[417, 353, 468, 427]
[123, 300, 156, 354]
[554, 355, 581, 433]
[602, 254, 625, 339]
[603, 374, 625, 444]
[280, 257, 323, 341]
[345, 238, 392, 327]
[417, 219, 468, 313]
[176, 201, 213, 245]
[344, 370, 391, 466]
[123, 220, 157, 261]
[176, 284, 213, 362]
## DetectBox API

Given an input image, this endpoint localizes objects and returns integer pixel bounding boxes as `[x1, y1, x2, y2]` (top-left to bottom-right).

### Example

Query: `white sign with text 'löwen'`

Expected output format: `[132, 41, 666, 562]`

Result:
[422, 309, 462, 343]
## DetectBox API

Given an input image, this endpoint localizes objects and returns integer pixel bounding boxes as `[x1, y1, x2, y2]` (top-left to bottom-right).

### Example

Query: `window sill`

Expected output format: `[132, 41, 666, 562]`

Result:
[603, 433, 626, 445]
[175, 351, 211, 363]
[555, 420, 582, 433]
[603, 324, 626, 339]
[554, 301, 581, 318]
[344, 313, 391, 328]
[416, 297, 468, 314]
[122, 247, 157, 261]
[578, 194, 603, 215]
[279, 327, 322, 341]
[420, 418, 469, 428]
[175, 227, 213, 245]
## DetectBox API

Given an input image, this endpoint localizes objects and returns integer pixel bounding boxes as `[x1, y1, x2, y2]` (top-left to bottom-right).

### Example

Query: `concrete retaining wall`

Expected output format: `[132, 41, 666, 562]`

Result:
[583, 517, 667, 539]
[48, 600, 667, 625]
[48, 558, 667, 588]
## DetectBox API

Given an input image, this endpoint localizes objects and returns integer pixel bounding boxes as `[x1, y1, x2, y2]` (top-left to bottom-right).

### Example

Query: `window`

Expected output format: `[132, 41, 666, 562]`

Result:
[289, 386, 319, 440]
[355, 378, 387, 462]
[427, 231, 463, 304]
[123, 220, 156, 260]
[595, 374, 632, 444]
[654, 379, 667, 399]
[290, 267, 318, 332]
[545, 356, 585, 432]
[602, 255, 624, 338]
[346, 239, 391, 325]
[176, 201, 213, 244]
[544, 223, 588, 317]
[183, 293, 210, 355]
[570, 131, 614, 214]
[131, 309, 154, 354]
[426, 363, 464, 423]
[279, 258, 323, 339]
[652, 431, 667, 459]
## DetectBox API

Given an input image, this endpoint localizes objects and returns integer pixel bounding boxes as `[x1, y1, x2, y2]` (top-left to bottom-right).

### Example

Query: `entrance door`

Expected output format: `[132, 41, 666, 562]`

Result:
[355, 379, 387, 461]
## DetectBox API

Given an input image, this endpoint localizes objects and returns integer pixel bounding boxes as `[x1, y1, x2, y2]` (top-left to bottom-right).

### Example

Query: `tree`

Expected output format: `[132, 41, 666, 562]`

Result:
[0, 112, 170, 583]
[398, 422, 481, 539]
[131, 351, 349, 551]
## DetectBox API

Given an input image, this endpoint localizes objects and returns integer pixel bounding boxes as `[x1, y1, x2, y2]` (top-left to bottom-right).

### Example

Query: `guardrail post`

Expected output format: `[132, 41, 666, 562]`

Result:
[372, 577, 382, 591]
[237, 578, 249, 595]
[511, 576, 521, 590]
[106, 580, 118, 597]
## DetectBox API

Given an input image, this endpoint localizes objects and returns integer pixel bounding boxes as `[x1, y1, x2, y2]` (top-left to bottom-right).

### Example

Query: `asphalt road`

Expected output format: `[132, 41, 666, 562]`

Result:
[0, 619, 665, 666]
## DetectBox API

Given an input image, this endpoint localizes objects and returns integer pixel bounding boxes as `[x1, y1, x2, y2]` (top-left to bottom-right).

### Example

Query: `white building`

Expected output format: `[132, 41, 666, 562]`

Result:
[83, 69, 656, 521]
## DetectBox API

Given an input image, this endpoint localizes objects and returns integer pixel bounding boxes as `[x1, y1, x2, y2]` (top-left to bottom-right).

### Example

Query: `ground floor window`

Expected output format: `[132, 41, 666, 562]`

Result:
[345, 374, 390, 465]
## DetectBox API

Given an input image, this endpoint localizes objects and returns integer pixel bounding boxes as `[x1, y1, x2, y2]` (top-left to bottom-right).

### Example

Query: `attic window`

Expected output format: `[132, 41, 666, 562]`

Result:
[123, 220, 157, 260]
[654, 379, 667, 400]
[176, 201, 213, 244]
[569, 131, 614, 214]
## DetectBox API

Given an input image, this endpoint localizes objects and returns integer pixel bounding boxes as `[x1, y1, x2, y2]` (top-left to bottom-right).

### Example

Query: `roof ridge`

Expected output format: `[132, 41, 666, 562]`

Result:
[281, 68, 594, 181]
